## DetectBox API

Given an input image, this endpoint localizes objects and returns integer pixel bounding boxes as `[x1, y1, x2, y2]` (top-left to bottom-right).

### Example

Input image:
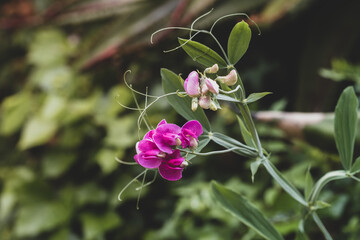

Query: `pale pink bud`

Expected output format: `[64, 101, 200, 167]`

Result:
[180, 160, 188, 168]
[205, 78, 219, 95]
[198, 95, 211, 109]
[191, 97, 198, 112]
[205, 64, 219, 74]
[184, 71, 201, 97]
[210, 100, 218, 111]
[224, 70, 237, 86]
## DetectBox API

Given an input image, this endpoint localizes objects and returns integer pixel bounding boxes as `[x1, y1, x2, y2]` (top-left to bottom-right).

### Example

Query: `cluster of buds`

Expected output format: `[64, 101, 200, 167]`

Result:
[184, 64, 238, 111]
[134, 119, 203, 181]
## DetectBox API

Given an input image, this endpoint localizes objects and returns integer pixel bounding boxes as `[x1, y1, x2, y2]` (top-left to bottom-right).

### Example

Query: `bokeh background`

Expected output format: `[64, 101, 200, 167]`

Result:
[1, 0, 360, 239]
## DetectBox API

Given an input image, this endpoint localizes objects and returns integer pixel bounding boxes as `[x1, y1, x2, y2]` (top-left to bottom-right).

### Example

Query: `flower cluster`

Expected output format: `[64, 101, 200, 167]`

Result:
[134, 119, 203, 181]
[184, 64, 238, 112]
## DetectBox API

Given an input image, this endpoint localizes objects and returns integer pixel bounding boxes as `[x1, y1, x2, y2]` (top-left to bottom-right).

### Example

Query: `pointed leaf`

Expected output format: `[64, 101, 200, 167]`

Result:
[351, 156, 360, 174]
[334, 86, 358, 170]
[216, 94, 241, 102]
[211, 181, 284, 240]
[178, 38, 227, 67]
[262, 159, 307, 206]
[161, 68, 211, 132]
[236, 115, 255, 148]
[245, 92, 273, 104]
[304, 166, 313, 201]
[227, 21, 251, 65]
[211, 132, 258, 158]
[250, 159, 262, 183]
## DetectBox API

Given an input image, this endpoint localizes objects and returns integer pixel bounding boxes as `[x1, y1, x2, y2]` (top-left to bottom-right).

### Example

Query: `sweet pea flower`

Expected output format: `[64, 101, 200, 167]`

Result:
[158, 149, 186, 181]
[180, 120, 203, 149]
[184, 71, 201, 97]
[153, 123, 182, 154]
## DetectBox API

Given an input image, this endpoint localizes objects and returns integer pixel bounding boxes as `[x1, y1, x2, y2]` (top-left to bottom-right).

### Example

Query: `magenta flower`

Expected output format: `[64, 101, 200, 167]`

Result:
[180, 120, 203, 149]
[158, 149, 186, 181]
[133, 119, 203, 181]
[184, 71, 201, 97]
[153, 123, 182, 154]
[134, 140, 164, 169]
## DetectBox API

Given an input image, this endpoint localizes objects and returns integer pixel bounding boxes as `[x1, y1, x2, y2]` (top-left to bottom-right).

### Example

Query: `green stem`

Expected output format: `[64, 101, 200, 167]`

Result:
[312, 212, 333, 240]
[308, 170, 348, 203]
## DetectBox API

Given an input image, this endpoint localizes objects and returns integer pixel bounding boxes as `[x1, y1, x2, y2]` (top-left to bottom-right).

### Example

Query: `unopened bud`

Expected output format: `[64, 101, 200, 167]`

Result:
[205, 78, 219, 95]
[175, 138, 182, 146]
[180, 161, 189, 168]
[205, 64, 219, 74]
[191, 97, 198, 112]
[198, 95, 211, 109]
[224, 70, 238, 86]
[157, 152, 166, 158]
[209, 100, 218, 111]
[189, 137, 198, 149]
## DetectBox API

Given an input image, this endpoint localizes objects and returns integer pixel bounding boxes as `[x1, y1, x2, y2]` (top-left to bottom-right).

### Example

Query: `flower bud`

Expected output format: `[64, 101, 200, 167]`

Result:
[198, 95, 211, 109]
[184, 71, 200, 97]
[205, 78, 219, 95]
[210, 100, 218, 111]
[175, 138, 182, 146]
[189, 137, 198, 149]
[180, 161, 188, 168]
[191, 97, 198, 112]
[224, 70, 237, 86]
[204, 64, 219, 74]
[157, 152, 166, 158]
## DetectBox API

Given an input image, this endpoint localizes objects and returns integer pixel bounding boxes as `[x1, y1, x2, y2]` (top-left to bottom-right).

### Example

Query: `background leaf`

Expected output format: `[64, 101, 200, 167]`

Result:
[161, 68, 211, 132]
[178, 38, 227, 68]
[211, 181, 284, 240]
[227, 21, 251, 65]
[334, 86, 358, 170]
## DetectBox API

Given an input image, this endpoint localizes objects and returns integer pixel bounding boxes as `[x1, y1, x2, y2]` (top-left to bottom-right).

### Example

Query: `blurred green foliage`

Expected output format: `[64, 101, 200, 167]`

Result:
[0, 0, 359, 239]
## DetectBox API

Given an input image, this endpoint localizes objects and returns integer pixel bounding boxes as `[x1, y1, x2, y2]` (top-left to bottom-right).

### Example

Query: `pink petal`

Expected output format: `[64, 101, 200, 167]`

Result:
[182, 120, 203, 138]
[137, 153, 162, 168]
[198, 95, 211, 109]
[158, 163, 183, 181]
[153, 133, 176, 154]
[143, 129, 155, 140]
[137, 139, 159, 152]
[205, 78, 219, 95]
[184, 71, 200, 97]
[157, 119, 167, 127]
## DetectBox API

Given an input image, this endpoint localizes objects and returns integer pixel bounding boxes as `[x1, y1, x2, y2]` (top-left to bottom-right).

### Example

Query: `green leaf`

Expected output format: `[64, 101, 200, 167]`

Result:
[14, 202, 71, 237]
[334, 86, 358, 170]
[245, 92, 273, 104]
[18, 116, 58, 150]
[210, 132, 258, 158]
[236, 115, 255, 148]
[227, 21, 251, 65]
[250, 159, 262, 183]
[42, 151, 76, 178]
[178, 38, 227, 68]
[211, 181, 284, 240]
[161, 68, 211, 131]
[262, 159, 307, 206]
[351, 156, 360, 174]
[216, 94, 241, 102]
[304, 166, 314, 201]
[80, 212, 121, 240]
